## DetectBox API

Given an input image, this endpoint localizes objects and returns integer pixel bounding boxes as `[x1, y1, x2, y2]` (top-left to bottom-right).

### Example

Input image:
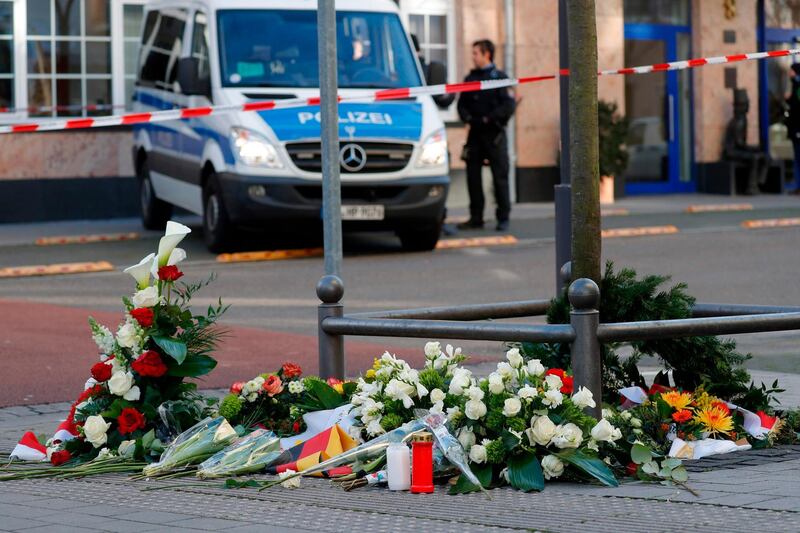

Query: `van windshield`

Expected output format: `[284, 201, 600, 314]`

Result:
[217, 10, 422, 89]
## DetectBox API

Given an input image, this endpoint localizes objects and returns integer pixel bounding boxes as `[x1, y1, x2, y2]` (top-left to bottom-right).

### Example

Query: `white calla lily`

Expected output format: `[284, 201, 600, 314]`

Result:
[151, 247, 188, 280]
[123, 253, 155, 289]
[157, 221, 191, 267]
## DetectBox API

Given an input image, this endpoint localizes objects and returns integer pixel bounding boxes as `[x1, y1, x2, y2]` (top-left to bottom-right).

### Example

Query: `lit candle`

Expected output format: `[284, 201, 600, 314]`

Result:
[386, 443, 411, 491]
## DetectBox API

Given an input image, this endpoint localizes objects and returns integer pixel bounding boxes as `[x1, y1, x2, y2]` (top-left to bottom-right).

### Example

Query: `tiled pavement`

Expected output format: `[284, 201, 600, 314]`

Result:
[1, 404, 799, 532]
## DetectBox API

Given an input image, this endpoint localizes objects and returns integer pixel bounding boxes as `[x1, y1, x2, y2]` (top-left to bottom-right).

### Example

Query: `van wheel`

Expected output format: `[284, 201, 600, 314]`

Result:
[138, 157, 172, 230]
[398, 221, 442, 252]
[203, 176, 234, 253]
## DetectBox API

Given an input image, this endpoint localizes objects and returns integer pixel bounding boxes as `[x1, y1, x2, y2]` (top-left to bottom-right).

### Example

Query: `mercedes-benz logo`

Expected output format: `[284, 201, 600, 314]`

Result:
[339, 143, 367, 172]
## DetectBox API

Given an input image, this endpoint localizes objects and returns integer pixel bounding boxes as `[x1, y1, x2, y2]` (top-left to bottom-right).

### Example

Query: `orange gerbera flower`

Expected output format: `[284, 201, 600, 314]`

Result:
[694, 405, 734, 436]
[672, 409, 692, 423]
[661, 391, 693, 411]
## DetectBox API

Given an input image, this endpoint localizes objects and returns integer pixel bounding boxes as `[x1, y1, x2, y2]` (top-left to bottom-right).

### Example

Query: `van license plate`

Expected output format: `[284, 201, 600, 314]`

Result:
[341, 205, 385, 220]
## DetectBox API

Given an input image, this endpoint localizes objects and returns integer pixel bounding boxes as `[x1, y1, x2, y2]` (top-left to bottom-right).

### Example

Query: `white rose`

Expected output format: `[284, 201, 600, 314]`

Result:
[83, 415, 111, 448]
[108, 371, 134, 397]
[464, 399, 487, 420]
[288, 381, 305, 394]
[123, 385, 141, 401]
[526, 359, 545, 377]
[542, 389, 564, 408]
[446, 406, 461, 420]
[571, 386, 596, 409]
[502, 397, 522, 417]
[458, 427, 476, 450]
[278, 469, 301, 489]
[468, 443, 487, 464]
[118, 440, 137, 458]
[518, 385, 538, 400]
[590, 418, 622, 443]
[429, 388, 446, 403]
[116, 322, 141, 349]
[424, 341, 442, 357]
[544, 374, 563, 392]
[448, 368, 472, 395]
[506, 348, 524, 368]
[488, 373, 505, 394]
[551, 423, 583, 449]
[541, 455, 565, 480]
[496, 362, 515, 379]
[526, 415, 557, 446]
[132, 286, 161, 308]
[466, 386, 484, 401]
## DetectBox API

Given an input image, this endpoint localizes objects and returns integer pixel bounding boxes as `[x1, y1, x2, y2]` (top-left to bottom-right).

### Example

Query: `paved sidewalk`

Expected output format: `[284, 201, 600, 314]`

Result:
[1, 403, 799, 532]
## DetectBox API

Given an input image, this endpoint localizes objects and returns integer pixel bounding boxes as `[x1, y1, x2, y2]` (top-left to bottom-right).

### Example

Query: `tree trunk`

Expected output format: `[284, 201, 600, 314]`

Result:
[567, 0, 601, 283]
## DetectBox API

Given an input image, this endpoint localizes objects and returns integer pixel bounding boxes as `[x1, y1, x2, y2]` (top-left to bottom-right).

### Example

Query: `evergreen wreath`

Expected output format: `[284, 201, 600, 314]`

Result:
[518, 262, 781, 411]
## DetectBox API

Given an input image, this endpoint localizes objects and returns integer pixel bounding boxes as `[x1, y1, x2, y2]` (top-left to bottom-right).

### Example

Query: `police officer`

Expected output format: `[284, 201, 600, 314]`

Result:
[457, 39, 516, 231]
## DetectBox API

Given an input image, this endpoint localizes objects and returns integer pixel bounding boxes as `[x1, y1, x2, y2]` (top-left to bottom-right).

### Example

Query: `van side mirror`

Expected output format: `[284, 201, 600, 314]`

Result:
[177, 57, 211, 98]
[426, 61, 447, 86]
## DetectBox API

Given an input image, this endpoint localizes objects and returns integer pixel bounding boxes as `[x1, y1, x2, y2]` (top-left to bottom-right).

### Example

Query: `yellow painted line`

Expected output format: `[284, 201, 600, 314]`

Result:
[601, 225, 679, 238]
[742, 217, 800, 229]
[436, 235, 518, 249]
[35, 232, 140, 246]
[686, 203, 753, 213]
[601, 208, 630, 217]
[217, 248, 324, 263]
[0, 261, 114, 278]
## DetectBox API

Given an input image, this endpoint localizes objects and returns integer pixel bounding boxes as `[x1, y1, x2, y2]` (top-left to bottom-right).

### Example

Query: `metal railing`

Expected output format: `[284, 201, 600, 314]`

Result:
[316, 264, 800, 419]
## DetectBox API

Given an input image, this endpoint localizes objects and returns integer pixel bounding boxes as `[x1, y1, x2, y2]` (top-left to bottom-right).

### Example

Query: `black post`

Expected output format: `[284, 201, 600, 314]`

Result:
[555, 0, 572, 294]
[317, 275, 345, 379]
[568, 277, 602, 419]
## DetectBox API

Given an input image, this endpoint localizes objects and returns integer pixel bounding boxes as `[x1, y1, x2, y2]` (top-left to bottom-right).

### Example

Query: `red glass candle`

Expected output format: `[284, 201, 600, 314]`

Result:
[410, 432, 434, 493]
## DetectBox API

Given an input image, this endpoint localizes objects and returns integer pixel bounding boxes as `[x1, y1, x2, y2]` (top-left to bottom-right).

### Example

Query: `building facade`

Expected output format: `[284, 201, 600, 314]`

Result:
[0, 0, 798, 221]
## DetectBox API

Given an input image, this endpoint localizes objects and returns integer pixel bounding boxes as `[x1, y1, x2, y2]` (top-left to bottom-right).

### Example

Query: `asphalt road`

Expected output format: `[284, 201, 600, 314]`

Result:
[1, 196, 799, 405]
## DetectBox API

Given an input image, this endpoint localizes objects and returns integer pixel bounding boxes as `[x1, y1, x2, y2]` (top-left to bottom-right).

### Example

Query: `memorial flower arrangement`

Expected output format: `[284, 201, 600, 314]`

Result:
[13, 222, 224, 468]
[219, 363, 353, 435]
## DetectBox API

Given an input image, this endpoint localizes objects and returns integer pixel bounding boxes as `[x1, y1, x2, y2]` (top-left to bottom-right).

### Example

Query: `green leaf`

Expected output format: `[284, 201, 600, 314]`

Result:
[642, 461, 660, 475]
[305, 379, 347, 410]
[448, 463, 493, 494]
[100, 398, 133, 419]
[224, 478, 260, 489]
[507, 452, 544, 492]
[670, 466, 688, 483]
[142, 429, 155, 450]
[153, 335, 188, 364]
[500, 429, 521, 451]
[558, 450, 619, 487]
[166, 354, 217, 377]
[631, 443, 653, 464]
[661, 457, 682, 470]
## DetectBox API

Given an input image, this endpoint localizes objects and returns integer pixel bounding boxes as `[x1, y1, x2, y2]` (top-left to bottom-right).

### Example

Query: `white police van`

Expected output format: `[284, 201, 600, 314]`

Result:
[132, 0, 450, 252]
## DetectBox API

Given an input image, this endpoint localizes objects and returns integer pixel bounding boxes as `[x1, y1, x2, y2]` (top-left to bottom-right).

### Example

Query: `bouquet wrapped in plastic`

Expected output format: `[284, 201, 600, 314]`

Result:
[143, 417, 237, 477]
[196, 429, 281, 479]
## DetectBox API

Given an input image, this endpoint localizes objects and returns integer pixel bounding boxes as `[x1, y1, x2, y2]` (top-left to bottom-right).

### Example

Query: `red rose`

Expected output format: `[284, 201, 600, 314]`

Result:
[118, 407, 146, 435]
[50, 449, 72, 466]
[157, 265, 183, 282]
[281, 362, 303, 379]
[90, 361, 112, 382]
[544, 368, 574, 394]
[130, 307, 155, 328]
[131, 350, 168, 378]
[292, 420, 302, 433]
[626, 462, 638, 476]
[327, 377, 343, 387]
[230, 381, 245, 394]
[262, 375, 284, 396]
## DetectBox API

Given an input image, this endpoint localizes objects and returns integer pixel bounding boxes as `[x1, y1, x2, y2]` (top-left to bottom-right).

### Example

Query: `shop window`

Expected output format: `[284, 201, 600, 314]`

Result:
[0, 0, 12, 112]
[623, 0, 690, 25]
[765, 0, 800, 29]
[26, 0, 112, 117]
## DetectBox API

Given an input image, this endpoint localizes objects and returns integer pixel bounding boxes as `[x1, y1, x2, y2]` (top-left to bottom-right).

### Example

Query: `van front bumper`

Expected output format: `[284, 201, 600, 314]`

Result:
[217, 173, 449, 230]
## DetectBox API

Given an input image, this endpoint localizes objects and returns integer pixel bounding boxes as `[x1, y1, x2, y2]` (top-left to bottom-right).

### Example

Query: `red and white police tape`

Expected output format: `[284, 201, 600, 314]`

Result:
[1, 48, 797, 135]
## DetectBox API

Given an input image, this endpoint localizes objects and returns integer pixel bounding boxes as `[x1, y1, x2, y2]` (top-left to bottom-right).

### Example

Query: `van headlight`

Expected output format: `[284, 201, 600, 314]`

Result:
[416, 128, 448, 167]
[230, 127, 283, 169]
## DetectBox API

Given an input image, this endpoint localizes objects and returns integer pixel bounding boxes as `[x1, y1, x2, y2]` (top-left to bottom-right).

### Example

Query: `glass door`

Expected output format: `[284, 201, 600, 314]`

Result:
[623, 24, 693, 194]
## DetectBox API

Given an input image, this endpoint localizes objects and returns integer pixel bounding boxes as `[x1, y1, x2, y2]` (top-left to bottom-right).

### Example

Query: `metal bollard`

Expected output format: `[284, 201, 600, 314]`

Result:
[559, 261, 572, 298]
[317, 274, 345, 380]
[568, 278, 602, 419]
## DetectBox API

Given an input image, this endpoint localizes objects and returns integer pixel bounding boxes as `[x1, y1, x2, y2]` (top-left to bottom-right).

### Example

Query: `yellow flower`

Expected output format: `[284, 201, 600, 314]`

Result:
[660, 391, 693, 411]
[372, 358, 381, 370]
[333, 383, 344, 394]
[692, 388, 720, 412]
[694, 405, 734, 436]
[365, 369, 376, 379]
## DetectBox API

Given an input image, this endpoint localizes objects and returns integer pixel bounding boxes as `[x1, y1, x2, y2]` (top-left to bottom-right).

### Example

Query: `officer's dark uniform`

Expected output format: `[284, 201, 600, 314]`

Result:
[456, 64, 516, 226]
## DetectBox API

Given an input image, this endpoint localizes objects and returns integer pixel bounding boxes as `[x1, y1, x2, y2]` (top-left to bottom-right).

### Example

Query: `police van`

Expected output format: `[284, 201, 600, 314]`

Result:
[132, 0, 450, 252]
